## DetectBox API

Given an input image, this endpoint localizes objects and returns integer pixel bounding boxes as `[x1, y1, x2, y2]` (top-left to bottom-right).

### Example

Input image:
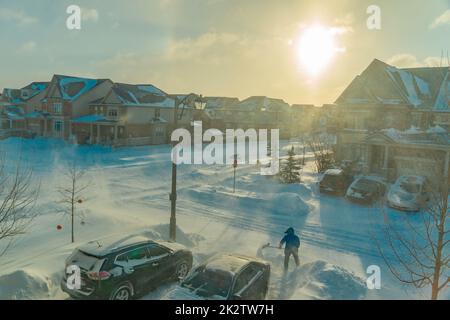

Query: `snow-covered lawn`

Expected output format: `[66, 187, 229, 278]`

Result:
[0, 138, 442, 300]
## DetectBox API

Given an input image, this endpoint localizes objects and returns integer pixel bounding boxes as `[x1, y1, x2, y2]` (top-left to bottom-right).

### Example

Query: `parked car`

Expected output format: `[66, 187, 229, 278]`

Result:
[163, 254, 270, 300]
[61, 234, 193, 300]
[319, 169, 353, 196]
[387, 175, 430, 212]
[346, 176, 388, 205]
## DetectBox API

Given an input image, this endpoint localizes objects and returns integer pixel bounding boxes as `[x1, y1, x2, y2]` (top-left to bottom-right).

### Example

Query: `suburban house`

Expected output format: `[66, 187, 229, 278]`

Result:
[197, 96, 240, 131]
[71, 83, 193, 146]
[40, 75, 114, 139]
[0, 82, 50, 132]
[335, 58, 450, 182]
[216, 96, 292, 138]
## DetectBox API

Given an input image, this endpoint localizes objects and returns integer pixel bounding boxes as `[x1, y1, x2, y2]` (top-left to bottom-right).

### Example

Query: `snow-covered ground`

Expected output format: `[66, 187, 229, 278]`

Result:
[0, 138, 444, 300]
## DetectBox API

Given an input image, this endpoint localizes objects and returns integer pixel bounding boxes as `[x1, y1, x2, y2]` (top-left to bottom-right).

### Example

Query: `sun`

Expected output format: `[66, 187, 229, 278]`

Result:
[297, 25, 342, 76]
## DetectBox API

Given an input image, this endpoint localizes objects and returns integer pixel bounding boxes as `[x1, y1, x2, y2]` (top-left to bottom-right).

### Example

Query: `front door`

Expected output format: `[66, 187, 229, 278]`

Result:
[370, 145, 385, 174]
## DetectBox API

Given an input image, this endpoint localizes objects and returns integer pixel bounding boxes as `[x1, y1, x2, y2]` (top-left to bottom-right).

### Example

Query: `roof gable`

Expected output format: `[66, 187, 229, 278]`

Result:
[336, 59, 450, 110]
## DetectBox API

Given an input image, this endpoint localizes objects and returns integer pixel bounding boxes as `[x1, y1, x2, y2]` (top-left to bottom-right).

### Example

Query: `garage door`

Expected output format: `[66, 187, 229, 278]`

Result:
[395, 157, 442, 180]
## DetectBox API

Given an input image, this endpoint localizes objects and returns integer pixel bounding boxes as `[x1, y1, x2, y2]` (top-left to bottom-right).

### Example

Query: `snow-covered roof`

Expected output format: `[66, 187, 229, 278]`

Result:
[205, 254, 254, 275]
[324, 169, 344, 176]
[48, 75, 109, 102]
[78, 234, 154, 257]
[108, 83, 176, 108]
[336, 59, 450, 111]
[72, 114, 111, 124]
[379, 127, 450, 146]
[204, 97, 240, 109]
[232, 96, 290, 112]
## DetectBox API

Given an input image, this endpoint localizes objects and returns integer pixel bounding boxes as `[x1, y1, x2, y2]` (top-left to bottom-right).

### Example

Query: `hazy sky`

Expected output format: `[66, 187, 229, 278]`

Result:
[0, 0, 449, 105]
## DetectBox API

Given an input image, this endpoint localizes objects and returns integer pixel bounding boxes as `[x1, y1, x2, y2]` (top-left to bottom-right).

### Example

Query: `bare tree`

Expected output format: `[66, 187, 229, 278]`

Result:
[307, 133, 335, 173]
[58, 162, 90, 243]
[376, 163, 449, 300]
[0, 155, 39, 257]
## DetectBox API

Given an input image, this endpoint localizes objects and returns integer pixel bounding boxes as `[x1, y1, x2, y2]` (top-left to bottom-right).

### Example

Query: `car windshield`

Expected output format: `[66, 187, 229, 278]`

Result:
[397, 190, 415, 201]
[322, 174, 341, 186]
[352, 179, 377, 193]
[400, 181, 421, 194]
[182, 268, 232, 299]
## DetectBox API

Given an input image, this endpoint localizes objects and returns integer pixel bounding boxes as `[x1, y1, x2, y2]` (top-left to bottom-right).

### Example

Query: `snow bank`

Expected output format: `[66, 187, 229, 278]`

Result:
[184, 187, 311, 217]
[292, 261, 367, 300]
[140, 224, 205, 248]
[0, 270, 50, 300]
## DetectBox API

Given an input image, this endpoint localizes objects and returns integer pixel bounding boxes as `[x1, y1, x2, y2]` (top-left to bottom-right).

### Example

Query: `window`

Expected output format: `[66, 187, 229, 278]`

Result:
[155, 127, 165, 137]
[108, 109, 118, 119]
[154, 108, 161, 119]
[54, 120, 63, 133]
[115, 247, 149, 267]
[53, 103, 62, 114]
[233, 265, 260, 294]
[147, 245, 169, 259]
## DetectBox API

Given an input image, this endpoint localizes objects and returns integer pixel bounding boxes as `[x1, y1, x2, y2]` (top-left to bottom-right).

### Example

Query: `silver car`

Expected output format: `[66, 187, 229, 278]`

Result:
[387, 176, 429, 212]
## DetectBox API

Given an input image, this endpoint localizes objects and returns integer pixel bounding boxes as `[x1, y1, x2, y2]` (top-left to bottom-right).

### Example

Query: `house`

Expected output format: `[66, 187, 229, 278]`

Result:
[335, 58, 450, 182]
[71, 83, 193, 146]
[0, 82, 49, 132]
[197, 97, 240, 131]
[217, 96, 292, 138]
[40, 75, 114, 139]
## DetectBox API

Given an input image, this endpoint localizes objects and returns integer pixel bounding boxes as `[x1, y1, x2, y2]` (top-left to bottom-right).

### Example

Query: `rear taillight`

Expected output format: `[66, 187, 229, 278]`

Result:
[87, 271, 111, 281]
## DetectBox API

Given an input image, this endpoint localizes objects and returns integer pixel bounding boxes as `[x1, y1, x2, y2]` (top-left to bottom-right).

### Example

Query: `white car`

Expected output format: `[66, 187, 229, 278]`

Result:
[387, 176, 429, 212]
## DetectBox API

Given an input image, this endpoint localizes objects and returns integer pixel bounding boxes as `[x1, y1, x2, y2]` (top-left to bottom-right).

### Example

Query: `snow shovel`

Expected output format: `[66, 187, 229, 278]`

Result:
[261, 243, 282, 250]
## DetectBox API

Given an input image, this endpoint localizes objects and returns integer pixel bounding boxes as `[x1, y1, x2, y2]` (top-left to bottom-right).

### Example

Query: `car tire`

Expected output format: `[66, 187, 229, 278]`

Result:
[174, 260, 191, 280]
[110, 283, 134, 300]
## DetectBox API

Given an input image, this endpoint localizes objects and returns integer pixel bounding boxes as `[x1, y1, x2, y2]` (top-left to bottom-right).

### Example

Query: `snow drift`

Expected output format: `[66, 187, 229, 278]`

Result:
[0, 270, 51, 300]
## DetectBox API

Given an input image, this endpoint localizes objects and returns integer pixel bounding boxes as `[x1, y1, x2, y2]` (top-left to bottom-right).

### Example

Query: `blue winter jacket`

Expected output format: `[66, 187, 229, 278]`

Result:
[280, 233, 300, 251]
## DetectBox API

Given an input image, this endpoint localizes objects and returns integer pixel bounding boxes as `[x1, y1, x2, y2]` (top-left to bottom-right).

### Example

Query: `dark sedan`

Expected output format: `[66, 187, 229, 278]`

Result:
[61, 234, 193, 300]
[164, 254, 271, 300]
[345, 176, 387, 205]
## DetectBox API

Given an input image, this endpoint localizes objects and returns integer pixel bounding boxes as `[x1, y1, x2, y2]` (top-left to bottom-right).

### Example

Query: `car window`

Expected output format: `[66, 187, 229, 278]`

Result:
[182, 268, 232, 299]
[115, 247, 149, 267]
[233, 265, 260, 294]
[147, 245, 169, 259]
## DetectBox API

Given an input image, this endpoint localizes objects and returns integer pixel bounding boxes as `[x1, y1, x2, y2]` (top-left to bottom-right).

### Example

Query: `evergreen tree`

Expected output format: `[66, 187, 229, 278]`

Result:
[280, 147, 302, 183]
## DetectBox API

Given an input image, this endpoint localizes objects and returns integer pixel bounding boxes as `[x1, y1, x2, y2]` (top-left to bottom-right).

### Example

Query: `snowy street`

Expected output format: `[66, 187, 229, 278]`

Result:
[0, 138, 442, 300]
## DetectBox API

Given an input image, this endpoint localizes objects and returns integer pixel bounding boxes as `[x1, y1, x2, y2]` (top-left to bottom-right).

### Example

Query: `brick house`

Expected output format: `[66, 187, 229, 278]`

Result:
[40, 75, 113, 139]
[71, 83, 193, 146]
[335, 59, 450, 181]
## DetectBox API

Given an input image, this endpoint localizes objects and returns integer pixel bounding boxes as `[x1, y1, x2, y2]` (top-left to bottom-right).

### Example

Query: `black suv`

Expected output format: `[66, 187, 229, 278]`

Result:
[61, 234, 193, 300]
[319, 168, 353, 196]
[164, 254, 271, 300]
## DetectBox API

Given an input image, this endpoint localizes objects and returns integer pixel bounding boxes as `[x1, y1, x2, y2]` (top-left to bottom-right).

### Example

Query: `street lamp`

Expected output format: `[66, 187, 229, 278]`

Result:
[170, 94, 206, 241]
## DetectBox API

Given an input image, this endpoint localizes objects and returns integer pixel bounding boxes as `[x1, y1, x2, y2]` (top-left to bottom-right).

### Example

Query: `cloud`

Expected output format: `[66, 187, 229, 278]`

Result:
[387, 54, 443, 68]
[166, 32, 246, 62]
[17, 41, 37, 55]
[430, 9, 450, 29]
[0, 8, 37, 25]
[82, 8, 99, 22]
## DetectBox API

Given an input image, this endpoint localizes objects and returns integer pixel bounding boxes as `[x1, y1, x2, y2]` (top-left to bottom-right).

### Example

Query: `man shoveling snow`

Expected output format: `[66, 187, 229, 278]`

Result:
[279, 227, 300, 271]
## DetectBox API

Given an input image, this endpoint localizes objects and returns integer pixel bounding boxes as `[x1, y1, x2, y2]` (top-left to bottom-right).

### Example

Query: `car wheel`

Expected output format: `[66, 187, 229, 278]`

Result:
[110, 283, 133, 300]
[175, 261, 190, 279]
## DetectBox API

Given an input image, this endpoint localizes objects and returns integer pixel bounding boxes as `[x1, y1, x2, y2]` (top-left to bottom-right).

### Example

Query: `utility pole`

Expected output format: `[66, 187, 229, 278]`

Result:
[170, 97, 179, 242]
[233, 154, 238, 193]
[169, 94, 205, 242]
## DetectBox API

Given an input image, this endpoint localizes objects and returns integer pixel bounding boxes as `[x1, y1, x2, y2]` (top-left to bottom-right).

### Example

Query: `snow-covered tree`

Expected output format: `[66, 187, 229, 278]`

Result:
[280, 147, 302, 184]
[58, 162, 90, 243]
[307, 133, 335, 173]
[376, 168, 449, 300]
[0, 155, 39, 257]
